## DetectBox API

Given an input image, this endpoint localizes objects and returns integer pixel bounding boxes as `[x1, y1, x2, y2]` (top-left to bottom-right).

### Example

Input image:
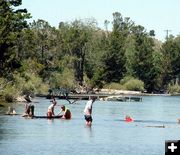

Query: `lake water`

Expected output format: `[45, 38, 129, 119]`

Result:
[0, 96, 180, 155]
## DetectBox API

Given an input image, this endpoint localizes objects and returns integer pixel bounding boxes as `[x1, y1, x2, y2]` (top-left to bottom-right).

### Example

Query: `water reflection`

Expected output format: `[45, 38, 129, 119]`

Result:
[82, 124, 94, 144]
[47, 119, 54, 125]
[84, 124, 93, 138]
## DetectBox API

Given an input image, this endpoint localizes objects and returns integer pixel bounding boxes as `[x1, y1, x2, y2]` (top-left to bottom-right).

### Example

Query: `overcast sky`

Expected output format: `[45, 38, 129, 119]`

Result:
[20, 0, 180, 41]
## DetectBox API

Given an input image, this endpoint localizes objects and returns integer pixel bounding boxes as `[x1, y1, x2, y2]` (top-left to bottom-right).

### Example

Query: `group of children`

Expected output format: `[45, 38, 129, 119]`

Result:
[47, 97, 71, 119]
[46, 96, 96, 125]
[7, 96, 134, 125]
[21, 97, 71, 119]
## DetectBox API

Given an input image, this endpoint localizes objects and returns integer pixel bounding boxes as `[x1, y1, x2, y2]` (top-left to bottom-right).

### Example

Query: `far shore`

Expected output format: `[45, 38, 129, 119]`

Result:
[36, 89, 180, 98]
[1, 89, 180, 105]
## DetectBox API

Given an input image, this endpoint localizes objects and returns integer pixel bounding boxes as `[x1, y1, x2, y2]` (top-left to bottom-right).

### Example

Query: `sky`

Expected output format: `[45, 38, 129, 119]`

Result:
[20, 0, 180, 41]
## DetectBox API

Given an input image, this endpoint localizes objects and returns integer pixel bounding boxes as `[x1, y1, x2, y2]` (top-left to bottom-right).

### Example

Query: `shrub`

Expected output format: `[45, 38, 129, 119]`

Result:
[167, 84, 180, 95]
[3, 85, 20, 102]
[0, 78, 20, 102]
[103, 76, 144, 92]
[91, 68, 104, 88]
[120, 76, 133, 85]
[0, 78, 7, 96]
[13, 72, 48, 95]
[103, 82, 125, 90]
[124, 79, 144, 91]
[49, 69, 76, 90]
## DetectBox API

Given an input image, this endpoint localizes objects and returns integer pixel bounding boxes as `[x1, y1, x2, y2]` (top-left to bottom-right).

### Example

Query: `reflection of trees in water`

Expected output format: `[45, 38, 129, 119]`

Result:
[0, 118, 9, 141]
[0, 114, 23, 142]
[0, 103, 7, 114]
[0, 103, 19, 115]
[47, 119, 54, 125]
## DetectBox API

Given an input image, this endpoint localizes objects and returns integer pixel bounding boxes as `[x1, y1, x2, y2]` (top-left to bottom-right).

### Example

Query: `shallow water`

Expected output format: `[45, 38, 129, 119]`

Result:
[0, 96, 180, 155]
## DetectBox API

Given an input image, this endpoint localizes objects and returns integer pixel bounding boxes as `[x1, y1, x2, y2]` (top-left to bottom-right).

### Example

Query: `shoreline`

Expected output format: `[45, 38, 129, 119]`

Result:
[36, 88, 180, 98]
[35, 92, 179, 99]
[1, 89, 179, 104]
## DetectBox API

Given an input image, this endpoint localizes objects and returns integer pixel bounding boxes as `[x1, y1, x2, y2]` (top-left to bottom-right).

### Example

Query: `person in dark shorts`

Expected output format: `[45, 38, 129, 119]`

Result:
[84, 115, 93, 123]
[84, 96, 96, 126]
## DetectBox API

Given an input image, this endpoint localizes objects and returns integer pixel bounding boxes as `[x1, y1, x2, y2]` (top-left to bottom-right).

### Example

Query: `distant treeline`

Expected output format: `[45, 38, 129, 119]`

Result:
[0, 0, 180, 101]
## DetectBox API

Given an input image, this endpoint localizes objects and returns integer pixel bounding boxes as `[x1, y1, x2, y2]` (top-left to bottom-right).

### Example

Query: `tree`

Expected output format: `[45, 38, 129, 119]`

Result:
[30, 19, 57, 64]
[58, 19, 96, 85]
[161, 36, 180, 88]
[0, 0, 31, 76]
[101, 12, 134, 83]
[130, 25, 156, 92]
[124, 35, 136, 76]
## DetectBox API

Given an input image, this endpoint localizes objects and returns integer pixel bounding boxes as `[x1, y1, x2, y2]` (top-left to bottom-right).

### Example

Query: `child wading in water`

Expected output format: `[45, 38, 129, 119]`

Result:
[84, 96, 96, 126]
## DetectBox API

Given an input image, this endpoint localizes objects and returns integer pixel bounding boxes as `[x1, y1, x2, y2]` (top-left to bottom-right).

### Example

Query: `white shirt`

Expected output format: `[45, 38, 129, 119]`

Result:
[84, 99, 94, 115]
[48, 104, 54, 112]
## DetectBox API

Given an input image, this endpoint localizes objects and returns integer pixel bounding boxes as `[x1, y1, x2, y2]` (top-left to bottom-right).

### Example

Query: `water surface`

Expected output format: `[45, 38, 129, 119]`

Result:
[0, 96, 180, 155]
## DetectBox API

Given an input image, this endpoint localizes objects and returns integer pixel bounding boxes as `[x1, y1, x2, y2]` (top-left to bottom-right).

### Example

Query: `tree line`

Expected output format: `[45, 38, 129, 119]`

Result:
[0, 0, 180, 101]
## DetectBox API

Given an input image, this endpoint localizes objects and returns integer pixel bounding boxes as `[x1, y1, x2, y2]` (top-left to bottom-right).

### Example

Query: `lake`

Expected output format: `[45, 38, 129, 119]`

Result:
[0, 96, 180, 155]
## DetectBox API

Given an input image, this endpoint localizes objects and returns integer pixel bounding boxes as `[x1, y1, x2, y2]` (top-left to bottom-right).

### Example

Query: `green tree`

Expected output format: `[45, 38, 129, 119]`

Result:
[84, 29, 109, 87]
[58, 19, 96, 85]
[30, 19, 57, 64]
[101, 12, 134, 83]
[124, 35, 136, 76]
[130, 25, 156, 92]
[161, 36, 180, 89]
[0, 0, 31, 76]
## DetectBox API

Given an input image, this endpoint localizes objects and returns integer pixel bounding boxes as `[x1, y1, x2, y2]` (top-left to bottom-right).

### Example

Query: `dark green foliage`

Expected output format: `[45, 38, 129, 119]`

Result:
[100, 12, 132, 83]
[1, 5, 180, 98]
[161, 36, 180, 89]
[0, 0, 31, 76]
[149, 30, 155, 37]
[57, 19, 96, 85]
[127, 26, 156, 92]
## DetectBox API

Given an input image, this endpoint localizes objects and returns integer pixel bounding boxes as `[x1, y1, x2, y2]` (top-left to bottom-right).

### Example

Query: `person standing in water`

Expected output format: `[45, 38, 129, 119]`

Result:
[84, 96, 96, 126]
[47, 97, 57, 117]
[22, 100, 35, 117]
